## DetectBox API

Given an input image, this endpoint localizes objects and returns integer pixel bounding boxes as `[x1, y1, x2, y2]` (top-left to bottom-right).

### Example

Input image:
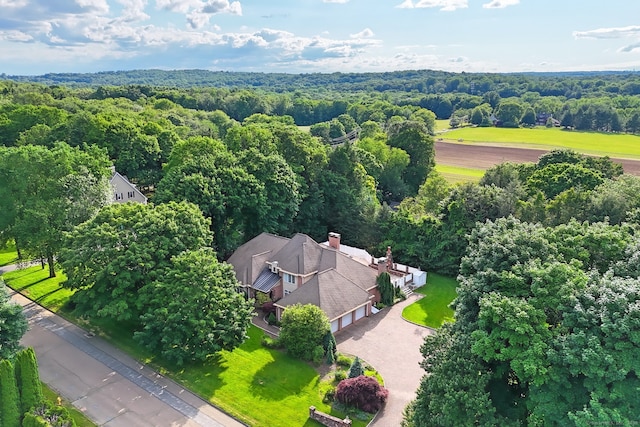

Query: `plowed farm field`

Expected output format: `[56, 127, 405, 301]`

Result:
[435, 141, 640, 176]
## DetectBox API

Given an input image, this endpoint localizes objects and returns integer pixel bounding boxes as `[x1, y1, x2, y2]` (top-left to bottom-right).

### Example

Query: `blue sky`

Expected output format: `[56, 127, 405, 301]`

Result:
[1, 0, 639, 75]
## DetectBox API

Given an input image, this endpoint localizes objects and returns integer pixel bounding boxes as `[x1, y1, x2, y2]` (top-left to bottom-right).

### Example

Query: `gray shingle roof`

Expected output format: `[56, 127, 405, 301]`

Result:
[226, 232, 289, 285]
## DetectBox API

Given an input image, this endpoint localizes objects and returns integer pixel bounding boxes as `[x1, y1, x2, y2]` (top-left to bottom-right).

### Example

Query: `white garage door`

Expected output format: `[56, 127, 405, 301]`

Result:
[341, 312, 353, 328]
[331, 319, 339, 333]
[355, 305, 366, 321]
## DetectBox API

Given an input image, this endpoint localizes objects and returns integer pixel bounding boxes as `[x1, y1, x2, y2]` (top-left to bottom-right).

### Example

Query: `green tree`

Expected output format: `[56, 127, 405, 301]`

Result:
[15, 348, 44, 415]
[0, 359, 21, 427]
[279, 304, 331, 361]
[0, 143, 112, 277]
[387, 121, 435, 195]
[520, 107, 536, 126]
[134, 249, 254, 366]
[0, 283, 28, 360]
[376, 272, 395, 306]
[59, 201, 211, 321]
[495, 100, 524, 128]
[348, 356, 364, 378]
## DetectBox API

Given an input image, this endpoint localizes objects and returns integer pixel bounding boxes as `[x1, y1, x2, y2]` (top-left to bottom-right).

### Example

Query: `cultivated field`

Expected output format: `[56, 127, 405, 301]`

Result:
[435, 127, 640, 178]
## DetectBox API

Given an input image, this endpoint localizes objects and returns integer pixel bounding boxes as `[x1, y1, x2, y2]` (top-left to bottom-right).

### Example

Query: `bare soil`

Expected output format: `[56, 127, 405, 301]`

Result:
[435, 140, 640, 175]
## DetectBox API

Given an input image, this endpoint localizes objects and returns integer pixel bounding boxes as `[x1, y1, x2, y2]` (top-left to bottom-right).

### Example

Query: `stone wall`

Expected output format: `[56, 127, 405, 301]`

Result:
[308, 406, 351, 427]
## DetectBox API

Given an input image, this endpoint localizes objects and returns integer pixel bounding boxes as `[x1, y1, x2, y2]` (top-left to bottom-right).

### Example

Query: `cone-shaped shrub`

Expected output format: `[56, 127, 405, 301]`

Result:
[348, 356, 364, 378]
[0, 359, 21, 427]
[16, 348, 44, 414]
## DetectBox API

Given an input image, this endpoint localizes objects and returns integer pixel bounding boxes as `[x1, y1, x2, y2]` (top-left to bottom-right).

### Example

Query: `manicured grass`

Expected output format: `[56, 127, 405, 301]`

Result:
[402, 273, 457, 328]
[42, 383, 96, 427]
[435, 164, 484, 183]
[2, 266, 371, 427]
[0, 240, 19, 266]
[443, 126, 640, 159]
[2, 266, 73, 313]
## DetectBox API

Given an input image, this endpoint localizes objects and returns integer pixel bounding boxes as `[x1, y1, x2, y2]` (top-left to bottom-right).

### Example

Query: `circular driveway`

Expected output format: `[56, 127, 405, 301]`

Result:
[335, 295, 433, 427]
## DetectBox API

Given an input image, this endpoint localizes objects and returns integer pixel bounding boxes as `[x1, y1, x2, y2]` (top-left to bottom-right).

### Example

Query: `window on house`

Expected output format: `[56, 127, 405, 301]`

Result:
[284, 289, 292, 296]
[128, 191, 135, 198]
[283, 273, 296, 284]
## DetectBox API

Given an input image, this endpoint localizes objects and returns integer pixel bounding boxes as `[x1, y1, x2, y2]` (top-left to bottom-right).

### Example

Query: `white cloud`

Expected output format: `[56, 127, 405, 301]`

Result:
[620, 42, 640, 53]
[573, 25, 640, 39]
[411, 0, 468, 11]
[323, 0, 349, 3]
[395, 0, 414, 8]
[482, 0, 519, 9]
[350, 28, 374, 38]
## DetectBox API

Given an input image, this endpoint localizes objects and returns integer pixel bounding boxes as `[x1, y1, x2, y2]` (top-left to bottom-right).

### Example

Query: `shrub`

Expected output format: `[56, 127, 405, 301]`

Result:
[326, 340, 336, 365]
[262, 301, 275, 314]
[279, 304, 330, 361]
[322, 331, 338, 358]
[323, 386, 336, 403]
[266, 312, 278, 326]
[260, 335, 281, 349]
[0, 359, 21, 427]
[335, 375, 389, 413]
[336, 354, 352, 368]
[377, 272, 394, 306]
[28, 402, 76, 427]
[15, 348, 44, 415]
[334, 370, 347, 382]
[312, 345, 325, 365]
[348, 356, 364, 378]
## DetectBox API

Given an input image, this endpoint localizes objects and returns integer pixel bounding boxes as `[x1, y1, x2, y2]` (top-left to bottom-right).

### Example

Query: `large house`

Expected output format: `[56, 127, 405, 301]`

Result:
[227, 232, 426, 333]
[110, 167, 147, 204]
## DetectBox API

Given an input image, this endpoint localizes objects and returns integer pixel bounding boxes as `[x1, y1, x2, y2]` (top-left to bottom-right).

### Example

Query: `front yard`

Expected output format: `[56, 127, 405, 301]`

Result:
[2, 265, 372, 427]
[402, 273, 457, 328]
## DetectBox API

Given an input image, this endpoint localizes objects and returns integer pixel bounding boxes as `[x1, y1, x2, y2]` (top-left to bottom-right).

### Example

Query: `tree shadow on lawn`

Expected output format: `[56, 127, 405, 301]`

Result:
[249, 358, 319, 401]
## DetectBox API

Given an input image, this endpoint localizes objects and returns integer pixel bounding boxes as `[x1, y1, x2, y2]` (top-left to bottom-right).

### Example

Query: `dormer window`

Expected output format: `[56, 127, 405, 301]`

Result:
[283, 273, 296, 285]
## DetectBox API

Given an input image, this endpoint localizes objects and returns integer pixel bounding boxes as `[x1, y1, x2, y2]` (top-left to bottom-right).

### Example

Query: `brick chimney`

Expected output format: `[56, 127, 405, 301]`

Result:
[386, 246, 393, 273]
[328, 232, 341, 250]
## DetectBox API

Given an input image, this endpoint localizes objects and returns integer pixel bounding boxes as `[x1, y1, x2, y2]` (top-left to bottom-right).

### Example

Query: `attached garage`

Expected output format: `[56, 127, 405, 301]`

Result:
[341, 311, 353, 328]
[355, 305, 367, 321]
[331, 319, 339, 333]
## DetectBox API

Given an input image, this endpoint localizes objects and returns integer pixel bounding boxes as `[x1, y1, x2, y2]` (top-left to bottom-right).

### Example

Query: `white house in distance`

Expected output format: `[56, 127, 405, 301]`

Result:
[109, 167, 147, 204]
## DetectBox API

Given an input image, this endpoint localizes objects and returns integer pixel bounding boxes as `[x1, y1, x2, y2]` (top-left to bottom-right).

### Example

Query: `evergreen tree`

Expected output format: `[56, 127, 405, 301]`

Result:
[15, 348, 44, 414]
[0, 359, 21, 427]
[326, 341, 336, 365]
[348, 356, 364, 378]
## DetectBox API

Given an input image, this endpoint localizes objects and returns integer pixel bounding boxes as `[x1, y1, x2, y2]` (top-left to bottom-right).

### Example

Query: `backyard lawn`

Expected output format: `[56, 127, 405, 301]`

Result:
[2, 265, 371, 427]
[402, 273, 457, 328]
[0, 240, 19, 266]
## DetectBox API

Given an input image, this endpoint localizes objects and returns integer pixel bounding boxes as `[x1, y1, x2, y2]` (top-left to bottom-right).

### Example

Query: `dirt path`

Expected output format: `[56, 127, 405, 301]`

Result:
[435, 141, 640, 175]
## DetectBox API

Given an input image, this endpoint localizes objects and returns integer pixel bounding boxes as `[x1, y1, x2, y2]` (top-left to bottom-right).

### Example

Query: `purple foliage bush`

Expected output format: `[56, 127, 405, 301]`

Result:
[335, 375, 389, 413]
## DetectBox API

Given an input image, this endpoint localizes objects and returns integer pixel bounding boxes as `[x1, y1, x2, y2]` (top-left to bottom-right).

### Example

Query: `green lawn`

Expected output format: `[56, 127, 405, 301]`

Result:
[434, 164, 484, 183]
[0, 240, 19, 266]
[402, 273, 457, 328]
[442, 126, 640, 159]
[435, 119, 451, 133]
[2, 266, 371, 427]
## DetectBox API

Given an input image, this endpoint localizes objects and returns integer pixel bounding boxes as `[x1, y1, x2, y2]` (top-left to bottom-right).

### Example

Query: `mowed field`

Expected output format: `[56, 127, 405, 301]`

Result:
[435, 126, 640, 181]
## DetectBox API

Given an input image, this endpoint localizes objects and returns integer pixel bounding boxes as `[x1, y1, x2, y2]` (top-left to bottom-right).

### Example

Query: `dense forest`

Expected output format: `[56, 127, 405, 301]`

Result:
[1, 69, 639, 424]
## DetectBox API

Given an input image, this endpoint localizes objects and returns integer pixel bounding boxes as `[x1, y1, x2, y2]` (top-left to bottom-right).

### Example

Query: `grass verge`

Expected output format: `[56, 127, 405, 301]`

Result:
[0, 240, 19, 266]
[402, 273, 457, 328]
[3, 266, 372, 427]
[442, 126, 640, 159]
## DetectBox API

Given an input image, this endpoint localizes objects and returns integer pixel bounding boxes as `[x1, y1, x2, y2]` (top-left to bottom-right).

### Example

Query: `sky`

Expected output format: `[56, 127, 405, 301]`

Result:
[1, 0, 640, 76]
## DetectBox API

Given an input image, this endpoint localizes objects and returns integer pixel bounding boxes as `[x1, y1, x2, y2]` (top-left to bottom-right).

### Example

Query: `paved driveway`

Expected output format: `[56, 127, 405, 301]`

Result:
[336, 295, 433, 427]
